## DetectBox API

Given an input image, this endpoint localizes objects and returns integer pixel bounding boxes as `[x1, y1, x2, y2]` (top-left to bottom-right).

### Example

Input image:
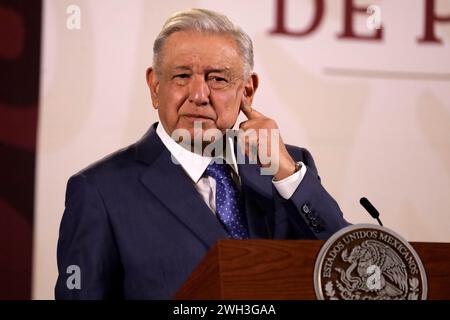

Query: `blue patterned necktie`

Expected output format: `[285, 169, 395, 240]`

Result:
[205, 162, 249, 239]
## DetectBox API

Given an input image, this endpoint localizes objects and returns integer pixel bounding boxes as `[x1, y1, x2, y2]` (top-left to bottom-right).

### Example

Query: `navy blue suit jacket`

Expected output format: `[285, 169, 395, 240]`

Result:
[55, 123, 349, 299]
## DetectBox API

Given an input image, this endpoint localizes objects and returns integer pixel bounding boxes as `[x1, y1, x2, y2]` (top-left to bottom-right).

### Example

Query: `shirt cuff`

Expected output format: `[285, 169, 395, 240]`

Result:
[272, 162, 307, 199]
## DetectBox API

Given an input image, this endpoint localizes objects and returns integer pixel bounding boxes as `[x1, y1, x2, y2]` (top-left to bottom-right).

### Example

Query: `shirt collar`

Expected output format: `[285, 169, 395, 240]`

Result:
[156, 122, 239, 183]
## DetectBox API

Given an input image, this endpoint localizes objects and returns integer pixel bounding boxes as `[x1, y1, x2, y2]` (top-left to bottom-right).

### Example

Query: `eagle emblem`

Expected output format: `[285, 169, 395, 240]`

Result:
[314, 224, 427, 300]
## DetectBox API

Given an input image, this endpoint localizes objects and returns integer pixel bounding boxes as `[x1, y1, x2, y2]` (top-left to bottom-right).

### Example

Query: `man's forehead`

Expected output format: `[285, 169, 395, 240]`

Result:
[163, 55, 243, 75]
[171, 65, 234, 73]
[160, 31, 243, 71]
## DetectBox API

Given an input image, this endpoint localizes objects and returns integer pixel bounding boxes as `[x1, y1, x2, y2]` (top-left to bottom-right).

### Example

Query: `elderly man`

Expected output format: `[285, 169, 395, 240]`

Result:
[55, 8, 349, 299]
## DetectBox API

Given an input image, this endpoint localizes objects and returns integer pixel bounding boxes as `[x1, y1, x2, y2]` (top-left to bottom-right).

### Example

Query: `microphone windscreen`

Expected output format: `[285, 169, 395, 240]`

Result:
[360, 197, 380, 218]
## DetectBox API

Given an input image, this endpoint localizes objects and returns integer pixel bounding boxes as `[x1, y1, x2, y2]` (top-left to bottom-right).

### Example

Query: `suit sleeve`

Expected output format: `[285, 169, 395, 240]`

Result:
[273, 147, 350, 240]
[55, 173, 123, 299]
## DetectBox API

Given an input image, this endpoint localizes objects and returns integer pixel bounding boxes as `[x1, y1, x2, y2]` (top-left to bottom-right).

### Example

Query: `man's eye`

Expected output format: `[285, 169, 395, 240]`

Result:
[175, 74, 190, 79]
[208, 76, 227, 82]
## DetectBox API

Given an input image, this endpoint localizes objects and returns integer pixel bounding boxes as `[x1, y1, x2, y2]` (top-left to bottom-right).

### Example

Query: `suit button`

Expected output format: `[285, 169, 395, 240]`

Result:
[313, 224, 324, 233]
[302, 203, 311, 214]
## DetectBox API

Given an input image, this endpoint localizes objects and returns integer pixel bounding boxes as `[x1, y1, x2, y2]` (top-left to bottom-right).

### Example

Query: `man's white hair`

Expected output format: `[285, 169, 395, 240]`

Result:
[153, 8, 254, 77]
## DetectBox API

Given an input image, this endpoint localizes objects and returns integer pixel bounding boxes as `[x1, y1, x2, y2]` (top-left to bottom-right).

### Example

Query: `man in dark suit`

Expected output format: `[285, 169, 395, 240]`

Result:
[55, 8, 349, 299]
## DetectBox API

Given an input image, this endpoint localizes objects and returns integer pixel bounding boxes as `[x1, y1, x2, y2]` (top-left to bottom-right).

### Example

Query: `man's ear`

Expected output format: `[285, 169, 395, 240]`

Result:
[146, 67, 160, 109]
[241, 73, 259, 108]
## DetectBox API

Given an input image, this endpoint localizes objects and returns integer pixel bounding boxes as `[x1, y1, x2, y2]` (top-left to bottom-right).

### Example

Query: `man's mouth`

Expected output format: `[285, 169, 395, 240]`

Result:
[182, 114, 215, 122]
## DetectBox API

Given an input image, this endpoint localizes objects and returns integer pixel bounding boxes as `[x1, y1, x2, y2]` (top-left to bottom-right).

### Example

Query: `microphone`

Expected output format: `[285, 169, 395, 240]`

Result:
[360, 197, 383, 226]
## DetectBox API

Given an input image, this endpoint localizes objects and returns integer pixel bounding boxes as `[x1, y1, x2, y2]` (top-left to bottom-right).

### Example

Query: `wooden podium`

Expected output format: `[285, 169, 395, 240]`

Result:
[175, 240, 450, 300]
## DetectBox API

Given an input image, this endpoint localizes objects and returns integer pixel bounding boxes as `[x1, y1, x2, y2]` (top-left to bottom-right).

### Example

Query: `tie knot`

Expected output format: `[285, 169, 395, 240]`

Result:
[205, 161, 231, 181]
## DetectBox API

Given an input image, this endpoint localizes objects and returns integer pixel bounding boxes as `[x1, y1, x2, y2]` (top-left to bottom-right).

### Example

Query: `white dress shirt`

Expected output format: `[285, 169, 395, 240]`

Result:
[156, 123, 307, 213]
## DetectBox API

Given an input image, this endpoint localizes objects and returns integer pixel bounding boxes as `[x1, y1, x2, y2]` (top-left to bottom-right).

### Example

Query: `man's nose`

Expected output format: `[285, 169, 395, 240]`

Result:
[188, 76, 210, 106]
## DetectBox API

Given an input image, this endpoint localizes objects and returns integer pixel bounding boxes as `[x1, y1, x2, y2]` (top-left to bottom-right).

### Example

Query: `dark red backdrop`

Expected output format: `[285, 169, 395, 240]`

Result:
[0, 0, 41, 299]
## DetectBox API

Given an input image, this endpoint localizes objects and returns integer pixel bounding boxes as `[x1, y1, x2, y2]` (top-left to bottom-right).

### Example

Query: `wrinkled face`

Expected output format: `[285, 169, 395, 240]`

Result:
[147, 31, 256, 141]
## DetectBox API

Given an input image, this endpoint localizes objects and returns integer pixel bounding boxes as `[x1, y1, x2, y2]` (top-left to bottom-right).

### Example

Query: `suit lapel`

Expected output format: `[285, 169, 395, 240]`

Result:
[135, 124, 229, 248]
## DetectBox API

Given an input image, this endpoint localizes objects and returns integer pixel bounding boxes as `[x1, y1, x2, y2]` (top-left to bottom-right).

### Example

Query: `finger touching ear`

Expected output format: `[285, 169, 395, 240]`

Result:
[240, 104, 252, 118]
